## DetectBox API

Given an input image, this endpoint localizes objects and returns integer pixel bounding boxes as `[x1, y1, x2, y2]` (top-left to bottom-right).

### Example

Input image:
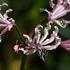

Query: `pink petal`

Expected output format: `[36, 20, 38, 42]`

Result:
[60, 40, 70, 51]
[13, 45, 19, 52]
[18, 48, 37, 55]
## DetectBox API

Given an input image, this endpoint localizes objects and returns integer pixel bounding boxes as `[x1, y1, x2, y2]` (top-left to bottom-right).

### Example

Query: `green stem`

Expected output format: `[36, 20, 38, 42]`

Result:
[14, 24, 23, 41]
[14, 24, 26, 46]
[14, 24, 27, 70]
[20, 55, 27, 70]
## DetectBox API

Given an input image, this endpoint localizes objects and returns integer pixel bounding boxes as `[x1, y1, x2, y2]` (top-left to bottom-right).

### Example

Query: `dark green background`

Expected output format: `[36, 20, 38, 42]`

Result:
[0, 0, 70, 70]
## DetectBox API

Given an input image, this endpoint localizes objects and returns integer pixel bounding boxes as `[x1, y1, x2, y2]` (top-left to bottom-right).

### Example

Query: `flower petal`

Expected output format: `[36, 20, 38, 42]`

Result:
[40, 8, 50, 14]
[60, 40, 70, 51]
[0, 27, 8, 35]
[41, 26, 59, 45]
[0, 24, 7, 27]
[0, 3, 8, 10]
[43, 36, 61, 50]
[3, 9, 13, 20]
[13, 44, 19, 52]
[40, 23, 51, 43]
[18, 48, 37, 55]
[23, 34, 35, 48]
[23, 34, 32, 42]
[35, 25, 43, 43]
[49, 0, 55, 8]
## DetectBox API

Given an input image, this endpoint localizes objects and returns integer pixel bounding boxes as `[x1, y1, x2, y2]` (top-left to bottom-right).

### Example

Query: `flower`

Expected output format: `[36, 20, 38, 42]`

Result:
[40, 0, 70, 28]
[0, 3, 15, 42]
[14, 23, 61, 61]
[60, 39, 70, 52]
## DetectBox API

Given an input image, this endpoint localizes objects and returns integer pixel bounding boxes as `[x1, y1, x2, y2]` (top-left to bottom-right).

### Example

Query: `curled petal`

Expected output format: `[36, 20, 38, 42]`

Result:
[23, 34, 32, 42]
[41, 26, 59, 45]
[43, 36, 61, 50]
[3, 9, 13, 20]
[35, 25, 43, 33]
[18, 48, 37, 55]
[23, 34, 35, 48]
[39, 27, 49, 43]
[53, 26, 59, 35]
[2, 3, 8, 6]
[35, 25, 43, 43]
[0, 3, 8, 10]
[40, 8, 50, 14]
[55, 36, 61, 46]
[35, 33, 41, 44]
[40, 23, 51, 43]
[46, 23, 51, 30]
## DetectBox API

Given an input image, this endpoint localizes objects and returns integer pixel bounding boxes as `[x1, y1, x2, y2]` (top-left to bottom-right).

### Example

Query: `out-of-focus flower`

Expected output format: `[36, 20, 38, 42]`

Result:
[0, 3, 15, 42]
[60, 39, 70, 52]
[40, 0, 70, 28]
[14, 23, 61, 61]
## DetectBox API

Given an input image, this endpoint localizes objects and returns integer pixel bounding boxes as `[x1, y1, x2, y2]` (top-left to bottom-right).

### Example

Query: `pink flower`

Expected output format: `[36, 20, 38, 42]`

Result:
[40, 0, 70, 28]
[0, 3, 15, 42]
[60, 39, 70, 52]
[14, 23, 61, 61]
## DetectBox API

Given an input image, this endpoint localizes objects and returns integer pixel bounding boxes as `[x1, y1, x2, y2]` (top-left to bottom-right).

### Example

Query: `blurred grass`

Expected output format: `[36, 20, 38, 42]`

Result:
[0, 0, 70, 70]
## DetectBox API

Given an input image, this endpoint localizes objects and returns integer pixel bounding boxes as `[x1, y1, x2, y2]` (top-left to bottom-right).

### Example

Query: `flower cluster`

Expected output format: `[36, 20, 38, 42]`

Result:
[14, 23, 61, 61]
[0, 3, 15, 42]
[0, 0, 70, 61]
[13, 0, 70, 60]
[40, 0, 70, 28]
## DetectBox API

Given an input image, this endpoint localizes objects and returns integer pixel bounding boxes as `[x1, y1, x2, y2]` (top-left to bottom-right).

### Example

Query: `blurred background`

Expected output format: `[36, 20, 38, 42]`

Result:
[0, 0, 70, 70]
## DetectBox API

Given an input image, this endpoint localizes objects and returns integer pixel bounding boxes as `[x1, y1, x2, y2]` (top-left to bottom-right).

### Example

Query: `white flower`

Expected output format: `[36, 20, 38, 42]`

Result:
[14, 23, 61, 61]
[40, 0, 70, 28]
[0, 3, 15, 42]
